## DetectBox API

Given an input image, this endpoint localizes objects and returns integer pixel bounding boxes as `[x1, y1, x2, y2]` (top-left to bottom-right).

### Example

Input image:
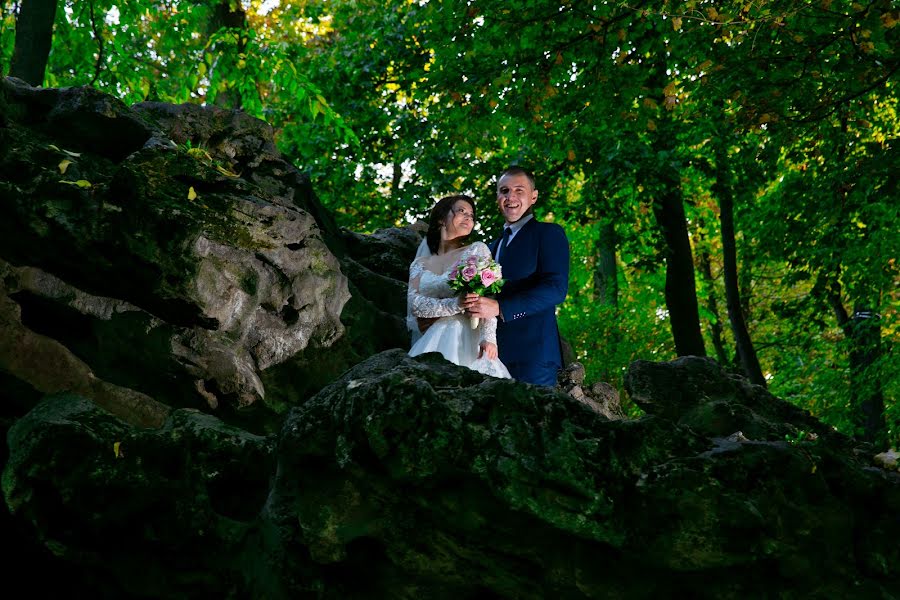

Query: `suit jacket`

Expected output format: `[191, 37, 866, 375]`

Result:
[489, 218, 570, 385]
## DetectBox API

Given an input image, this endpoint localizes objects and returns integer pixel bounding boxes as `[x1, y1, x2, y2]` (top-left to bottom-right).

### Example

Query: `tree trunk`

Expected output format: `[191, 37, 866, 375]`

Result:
[695, 227, 729, 366]
[9, 0, 59, 86]
[828, 290, 886, 444]
[650, 186, 707, 356]
[715, 147, 766, 386]
[391, 161, 402, 199]
[849, 307, 886, 445]
[641, 60, 706, 357]
[209, 0, 247, 110]
[826, 113, 886, 444]
[587, 179, 618, 308]
[593, 221, 618, 308]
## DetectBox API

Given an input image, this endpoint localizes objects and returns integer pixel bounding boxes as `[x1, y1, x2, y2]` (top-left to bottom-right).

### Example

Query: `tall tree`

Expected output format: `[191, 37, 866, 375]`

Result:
[714, 143, 766, 386]
[9, 0, 57, 85]
[206, 0, 248, 110]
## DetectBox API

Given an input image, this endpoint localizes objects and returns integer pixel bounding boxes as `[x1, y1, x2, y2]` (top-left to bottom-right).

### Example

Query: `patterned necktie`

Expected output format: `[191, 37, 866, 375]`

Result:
[497, 227, 511, 262]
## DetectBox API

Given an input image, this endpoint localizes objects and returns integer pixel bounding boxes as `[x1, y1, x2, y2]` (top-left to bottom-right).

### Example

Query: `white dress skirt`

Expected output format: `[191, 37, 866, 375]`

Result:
[407, 243, 511, 379]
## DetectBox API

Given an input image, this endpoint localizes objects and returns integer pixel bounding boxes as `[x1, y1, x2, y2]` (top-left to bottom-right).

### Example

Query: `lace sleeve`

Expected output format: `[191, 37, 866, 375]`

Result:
[469, 241, 493, 262]
[480, 317, 498, 344]
[408, 260, 464, 318]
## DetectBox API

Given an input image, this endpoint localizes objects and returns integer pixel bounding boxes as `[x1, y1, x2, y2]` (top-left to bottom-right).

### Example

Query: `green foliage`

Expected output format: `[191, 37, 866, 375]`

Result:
[0, 1, 14, 77]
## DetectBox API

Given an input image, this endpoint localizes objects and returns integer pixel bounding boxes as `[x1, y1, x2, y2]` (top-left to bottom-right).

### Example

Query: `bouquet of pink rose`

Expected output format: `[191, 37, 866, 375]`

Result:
[448, 254, 504, 329]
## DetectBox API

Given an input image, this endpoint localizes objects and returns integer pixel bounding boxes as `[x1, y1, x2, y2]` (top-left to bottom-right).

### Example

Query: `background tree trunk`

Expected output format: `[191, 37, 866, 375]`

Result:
[593, 217, 618, 308]
[391, 162, 402, 199]
[824, 113, 886, 444]
[9, 0, 59, 86]
[208, 0, 247, 109]
[696, 224, 729, 366]
[642, 61, 706, 358]
[849, 307, 886, 445]
[715, 146, 766, 386]
[828, 289, 886, 444]
[650, 184, 706, 357]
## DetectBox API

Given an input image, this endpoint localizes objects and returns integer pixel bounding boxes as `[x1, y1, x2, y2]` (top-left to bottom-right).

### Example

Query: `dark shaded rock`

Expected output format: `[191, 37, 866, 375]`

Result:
[2, 77, 159, 161]
[261, 353, 900, 597]
[3, 393, 275, 597]
[132, 100, 350, 257]
[257, 226, 420, 411]
[339, 256, 409, 321]
[625, 356, 843, 443]
[6, 353, 900, 597]
[340, 226, 422, 282]
[0, 260, 170, 428]
[560, 360, 586, 385]
[133, 101, 279, 168]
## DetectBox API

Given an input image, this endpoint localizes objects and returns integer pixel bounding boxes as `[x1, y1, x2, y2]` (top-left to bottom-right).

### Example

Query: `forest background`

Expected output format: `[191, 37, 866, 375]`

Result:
[2, 0, 897, 444]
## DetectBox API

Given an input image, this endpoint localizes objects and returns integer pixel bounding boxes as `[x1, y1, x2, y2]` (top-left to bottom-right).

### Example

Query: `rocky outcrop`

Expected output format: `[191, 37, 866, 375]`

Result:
[6, 353, 899, 597]
[0, 77, 415, 426]
[0, 261, 169, 428]
[557, 360, 624, 420]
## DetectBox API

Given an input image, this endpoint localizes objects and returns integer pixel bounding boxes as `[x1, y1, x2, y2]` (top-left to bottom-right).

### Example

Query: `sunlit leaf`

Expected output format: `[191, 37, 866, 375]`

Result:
[187, 147, 213, 162]
[58, 159, 73, 174]
[49, 144, 81, 158]
[60, 179, 92, 189]
[215, 164, 240, 178]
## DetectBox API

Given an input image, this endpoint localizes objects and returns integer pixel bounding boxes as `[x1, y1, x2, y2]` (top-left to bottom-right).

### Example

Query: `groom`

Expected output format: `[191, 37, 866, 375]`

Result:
[464, 166, 570, 386]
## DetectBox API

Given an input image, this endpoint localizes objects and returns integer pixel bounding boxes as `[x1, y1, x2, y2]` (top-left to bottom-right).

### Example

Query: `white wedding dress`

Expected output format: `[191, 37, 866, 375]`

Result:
[407, 242, 512, 379]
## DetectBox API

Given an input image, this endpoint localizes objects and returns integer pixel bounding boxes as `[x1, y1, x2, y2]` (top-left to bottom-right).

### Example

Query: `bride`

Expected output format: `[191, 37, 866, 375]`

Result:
[406, 195, 512, 379]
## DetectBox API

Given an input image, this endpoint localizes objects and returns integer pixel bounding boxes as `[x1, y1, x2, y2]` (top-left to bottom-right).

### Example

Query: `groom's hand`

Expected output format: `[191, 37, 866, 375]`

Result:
[465, 294, 500, 319]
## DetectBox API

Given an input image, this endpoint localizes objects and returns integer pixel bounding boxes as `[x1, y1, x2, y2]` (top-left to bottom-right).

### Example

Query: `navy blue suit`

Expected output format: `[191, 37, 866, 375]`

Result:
[489, 218, 570, 386]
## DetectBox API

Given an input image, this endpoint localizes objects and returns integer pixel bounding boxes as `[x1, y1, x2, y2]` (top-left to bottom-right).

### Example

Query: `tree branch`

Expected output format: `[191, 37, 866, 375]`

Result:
[88, 0, 104, 85]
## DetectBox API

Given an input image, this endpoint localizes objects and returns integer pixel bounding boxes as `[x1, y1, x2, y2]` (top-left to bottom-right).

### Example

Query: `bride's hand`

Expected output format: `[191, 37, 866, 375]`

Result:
[460, 293, 478, 311]
[479, 341, 498, 360]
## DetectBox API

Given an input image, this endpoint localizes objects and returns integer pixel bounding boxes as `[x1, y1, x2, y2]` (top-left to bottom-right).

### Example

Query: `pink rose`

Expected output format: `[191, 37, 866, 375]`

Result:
[480, 269, 497, 286]
[461, 265, 477, 281]
[467, 256, 478, 265]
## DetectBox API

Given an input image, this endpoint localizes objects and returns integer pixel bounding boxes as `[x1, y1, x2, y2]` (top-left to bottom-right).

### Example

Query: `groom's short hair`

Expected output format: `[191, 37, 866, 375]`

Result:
[498, 166, 536, 190]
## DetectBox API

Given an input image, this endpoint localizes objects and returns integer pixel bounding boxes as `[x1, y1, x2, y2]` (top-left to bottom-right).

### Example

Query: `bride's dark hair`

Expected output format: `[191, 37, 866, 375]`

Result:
[426, 195, 476, 254]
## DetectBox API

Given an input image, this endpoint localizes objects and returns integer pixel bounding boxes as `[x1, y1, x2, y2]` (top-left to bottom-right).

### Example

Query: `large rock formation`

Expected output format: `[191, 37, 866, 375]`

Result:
[5, 353, 900, 597]
[0, 76, 415, 430]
